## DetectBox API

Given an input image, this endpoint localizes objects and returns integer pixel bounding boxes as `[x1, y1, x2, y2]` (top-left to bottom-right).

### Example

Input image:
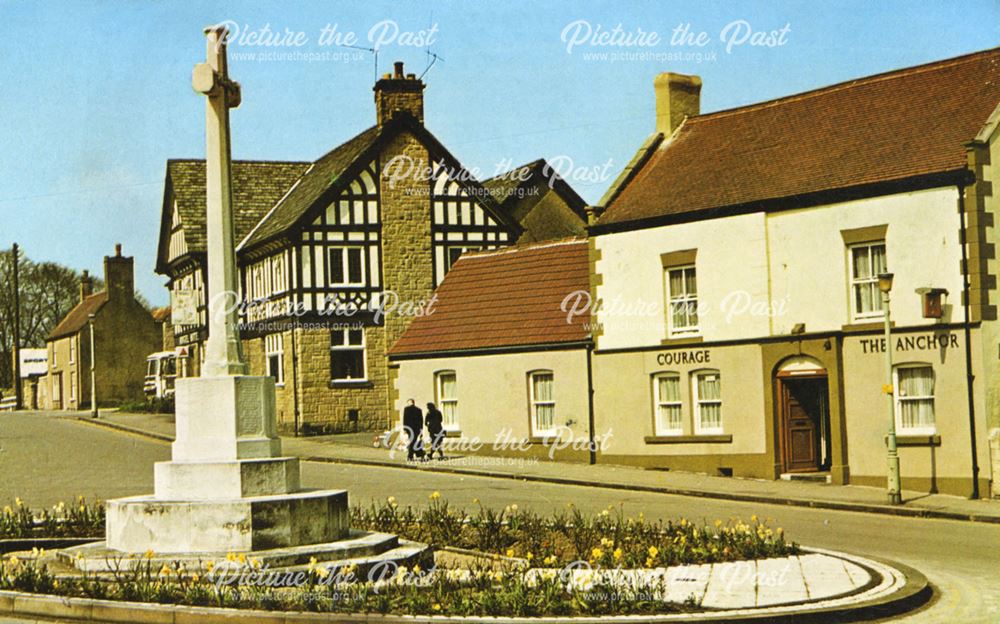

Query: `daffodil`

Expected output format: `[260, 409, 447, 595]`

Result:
[505, 548, 515, 557]
[158, 564, 172, 576]
[510, 504, 518, 512]
[433, 603, 442, 611]
[590, 547, 604, 560]
[429, 491, 441, 500]
[613, 548, 623, 561]
[144, 549, 155, 560]
[15, 497, 23, 507]
[647, 546, 659, 557]
[237, 553, 247, 565]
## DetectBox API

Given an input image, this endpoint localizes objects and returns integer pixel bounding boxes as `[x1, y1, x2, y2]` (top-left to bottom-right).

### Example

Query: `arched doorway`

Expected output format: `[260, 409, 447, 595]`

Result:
[776, 356, 831, 473]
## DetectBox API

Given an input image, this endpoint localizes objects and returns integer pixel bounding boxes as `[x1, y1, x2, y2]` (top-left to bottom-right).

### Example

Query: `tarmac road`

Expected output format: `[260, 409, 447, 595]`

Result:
[0, 411, 997, 622]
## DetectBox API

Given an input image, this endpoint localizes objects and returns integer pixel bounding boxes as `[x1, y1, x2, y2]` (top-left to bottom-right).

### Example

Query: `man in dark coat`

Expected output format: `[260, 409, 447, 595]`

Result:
[425, 402, 445, 460]
[402, 399, 424, 461]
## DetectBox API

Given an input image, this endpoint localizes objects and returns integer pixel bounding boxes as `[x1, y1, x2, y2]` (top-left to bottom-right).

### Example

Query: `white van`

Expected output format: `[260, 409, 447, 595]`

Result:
[144, 352, 178, 399]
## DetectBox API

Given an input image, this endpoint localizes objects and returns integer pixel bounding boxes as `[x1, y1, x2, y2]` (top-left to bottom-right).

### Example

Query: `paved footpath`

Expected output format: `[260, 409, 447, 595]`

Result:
[78, 410, 1000, 524]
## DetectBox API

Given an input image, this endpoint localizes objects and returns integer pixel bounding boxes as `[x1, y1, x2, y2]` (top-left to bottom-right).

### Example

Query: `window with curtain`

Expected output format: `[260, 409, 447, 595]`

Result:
[436, 371, 459, 430]
[849, 242, 887, 319]
[653, 373, 682, 435]
[692, 371, 722, 433]
[530, 371, 556, 435]
[895, 365, 935, 433]
[666, 265, 698, 335]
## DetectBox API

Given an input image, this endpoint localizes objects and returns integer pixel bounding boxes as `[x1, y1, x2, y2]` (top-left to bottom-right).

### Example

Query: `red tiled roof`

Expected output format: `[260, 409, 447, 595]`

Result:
[47, 293, 108, 341]
[600, 48, 1000, 228]
[389, 239, 591, 356]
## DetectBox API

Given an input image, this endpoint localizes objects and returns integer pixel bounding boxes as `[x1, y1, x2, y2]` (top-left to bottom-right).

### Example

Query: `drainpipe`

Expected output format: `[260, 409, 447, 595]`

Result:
[586, 340, 597, 465]
[958, 184, 981, 499]
[291, 326, 300, 437]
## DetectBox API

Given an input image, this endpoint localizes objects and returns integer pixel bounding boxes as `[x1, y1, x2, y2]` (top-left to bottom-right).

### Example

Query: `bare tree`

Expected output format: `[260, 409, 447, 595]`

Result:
[0, 248, 92, 388]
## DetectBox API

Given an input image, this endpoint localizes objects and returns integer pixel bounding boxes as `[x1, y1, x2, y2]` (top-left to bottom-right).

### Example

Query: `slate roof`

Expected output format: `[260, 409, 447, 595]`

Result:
[47, 293, 108, 341]
[165, 159, 311, 255]
[599, 47, 1000, 229]
[389, 238, 591, 356]
[483, 159, 588, 223]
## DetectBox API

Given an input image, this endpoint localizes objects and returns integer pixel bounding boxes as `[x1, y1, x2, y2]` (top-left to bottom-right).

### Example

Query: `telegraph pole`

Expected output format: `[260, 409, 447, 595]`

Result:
[11, 244, 22, 410]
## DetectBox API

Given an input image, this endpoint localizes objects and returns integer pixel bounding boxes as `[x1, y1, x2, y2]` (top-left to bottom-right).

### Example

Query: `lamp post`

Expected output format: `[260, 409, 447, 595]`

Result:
[879, 272, 901, 504]
[88, 313, 98, 419]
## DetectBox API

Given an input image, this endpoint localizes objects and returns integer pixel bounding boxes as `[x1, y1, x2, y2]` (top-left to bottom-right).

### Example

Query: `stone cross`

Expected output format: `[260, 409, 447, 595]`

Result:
[193, 26, 247, 377]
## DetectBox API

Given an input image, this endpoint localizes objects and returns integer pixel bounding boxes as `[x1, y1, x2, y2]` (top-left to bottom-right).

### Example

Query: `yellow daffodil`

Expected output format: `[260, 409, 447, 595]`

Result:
[158, 564, 172, 576]
[751, 514, 758, 523]
[144, 549, 155, 560]
[191, 573, 200, 582]
[316, 565, 329, 579]
[429, 491, 441, 500]
[205, 562, 215, 572]
[15, 497, 23, 507]
[433, 603, 442, 611]
[590, 547, 604, 560]
[647, 546, 659, 557]
[3, 506, 11, 515]
[472, 497, 480, 504]
[505, 548, 515, 557]
[510, 504, 518, 512]
[613, 548, 623, 561]
[714, 519, 723, 528]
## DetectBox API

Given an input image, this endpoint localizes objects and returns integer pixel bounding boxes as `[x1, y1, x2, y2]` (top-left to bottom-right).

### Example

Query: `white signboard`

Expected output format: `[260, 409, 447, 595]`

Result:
[18, 348, 47, 378]
[171, 289, 200, 326]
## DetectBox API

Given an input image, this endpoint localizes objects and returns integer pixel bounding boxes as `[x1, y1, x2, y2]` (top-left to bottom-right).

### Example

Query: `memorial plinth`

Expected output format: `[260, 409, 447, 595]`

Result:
[61, 26, 425, 574]
[101, 376, 350, 554]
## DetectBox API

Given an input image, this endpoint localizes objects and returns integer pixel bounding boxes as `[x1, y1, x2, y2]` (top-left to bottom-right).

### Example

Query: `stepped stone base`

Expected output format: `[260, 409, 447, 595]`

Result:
[154, 457, 301, 500]
[105, 489, 349, 554]
[58, 530, 430, 576]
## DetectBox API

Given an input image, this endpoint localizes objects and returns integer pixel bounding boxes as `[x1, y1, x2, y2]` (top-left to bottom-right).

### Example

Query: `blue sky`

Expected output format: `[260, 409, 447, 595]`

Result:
[1, 1, 997, 306]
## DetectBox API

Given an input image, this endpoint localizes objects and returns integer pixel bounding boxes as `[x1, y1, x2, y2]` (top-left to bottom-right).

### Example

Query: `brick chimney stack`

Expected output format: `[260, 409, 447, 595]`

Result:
[79, 270, 93, 302]
[654, 72, 701, 136]
[374, 61, 425, 126]
[103, 243, 134, 302]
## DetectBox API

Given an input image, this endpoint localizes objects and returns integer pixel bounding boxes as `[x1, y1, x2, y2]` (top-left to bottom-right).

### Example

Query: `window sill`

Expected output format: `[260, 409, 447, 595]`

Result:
[886, 434, 941, 447]
[661, 335, 704, 346]
[644, 434, 733, 444]
[529, 435, 559, 445]
[328, 380, 374, 389]
[443, 430, 462, 438]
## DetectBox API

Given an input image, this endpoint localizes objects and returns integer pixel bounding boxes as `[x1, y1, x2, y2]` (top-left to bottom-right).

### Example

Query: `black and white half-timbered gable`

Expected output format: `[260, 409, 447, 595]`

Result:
[154, 62, 585, 432]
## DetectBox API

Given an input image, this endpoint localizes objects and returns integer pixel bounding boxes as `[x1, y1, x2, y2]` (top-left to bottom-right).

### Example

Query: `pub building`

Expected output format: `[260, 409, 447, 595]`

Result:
[391, 48, 1000, 497]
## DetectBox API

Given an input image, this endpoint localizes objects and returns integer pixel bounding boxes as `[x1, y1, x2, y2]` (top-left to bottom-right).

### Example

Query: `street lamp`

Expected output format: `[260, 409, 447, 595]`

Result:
[879, 272, 901, 504]
[88, 313, 98, 419]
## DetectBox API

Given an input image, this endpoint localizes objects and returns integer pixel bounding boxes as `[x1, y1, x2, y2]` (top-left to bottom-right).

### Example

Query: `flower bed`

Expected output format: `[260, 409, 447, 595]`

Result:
[0, 495, 799, 617]
[352, 493, 797, 568]
[0, 498, 104, 538]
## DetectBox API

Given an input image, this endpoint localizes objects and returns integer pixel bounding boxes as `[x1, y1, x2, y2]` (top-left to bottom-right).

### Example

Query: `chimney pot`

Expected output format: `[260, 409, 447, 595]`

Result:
[654, 72, 702, 135]
[374, 61, 425, 126]
[79, 270, 93, 302]
[115, 243, 122, 257]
